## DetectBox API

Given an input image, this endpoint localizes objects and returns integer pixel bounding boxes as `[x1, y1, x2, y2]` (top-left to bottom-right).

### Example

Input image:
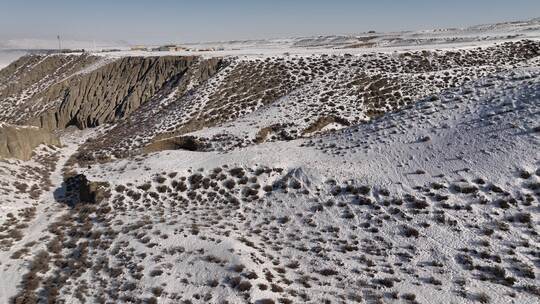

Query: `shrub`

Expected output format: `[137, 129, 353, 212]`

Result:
[137, 183, 152, 191]
[155, 176, 167, 184]
[456, 254, 474, 270]
[14, 182, 29, 193]
[357, 185, 371, 195]
[270, 283, 284, 292]
[188, 174, 204, 188]
[476, 292, 491, 304]
[402, 226, 419, 238]
[231, 264, 245, 272]
[318, 268, 338, 276]
[452, 183, 478, 194]
[151, 287, 163, 297]
[223, 179, 236, 190]
[402, 293, 416, 301]
[514, 213, 531, 223]
[146, 297, 158, 304]
[410, 200, 429, 209]
[229, 167, 245, 178]
[522, 285, 540, 296]
[374, 278, 394, 288]
[286, 261, 299, 269]
[237, 280, 252, 292]
[156, 185, 169, 193]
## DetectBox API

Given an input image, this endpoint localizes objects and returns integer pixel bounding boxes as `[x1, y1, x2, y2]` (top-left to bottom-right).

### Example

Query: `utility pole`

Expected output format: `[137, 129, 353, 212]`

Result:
[57, 35, 61, 52]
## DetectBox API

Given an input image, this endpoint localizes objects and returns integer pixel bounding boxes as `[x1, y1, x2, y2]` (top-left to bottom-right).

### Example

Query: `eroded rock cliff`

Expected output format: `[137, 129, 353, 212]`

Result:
[0, 55, 222, 130]
[0, 123, 60, 160]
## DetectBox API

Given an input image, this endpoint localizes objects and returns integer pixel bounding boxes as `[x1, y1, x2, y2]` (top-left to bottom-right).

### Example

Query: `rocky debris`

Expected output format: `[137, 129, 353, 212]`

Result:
[302, 115, 350, 135]
[0, 123, 60, 160]
[63, 174, 109, 207]
[143, 135, 210, 153]
[255, 124, 295, 143]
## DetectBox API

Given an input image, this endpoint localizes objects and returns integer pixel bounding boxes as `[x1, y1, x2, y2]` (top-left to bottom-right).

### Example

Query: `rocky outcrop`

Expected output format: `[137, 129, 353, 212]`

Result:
[33, 56, 202, 129]
[302, 116, 350, 135]
[63, 174, 109, 207]
[0, 123, 60, 160]
[143, 136, 210, 153]
[69, 57, 223, 160]
[1, 55, 221, 131]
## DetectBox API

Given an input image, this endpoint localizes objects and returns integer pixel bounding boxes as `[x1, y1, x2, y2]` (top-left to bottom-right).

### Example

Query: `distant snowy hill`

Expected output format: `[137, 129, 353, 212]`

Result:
[183, 17, 540, 51]
[0, 50, 26, 69]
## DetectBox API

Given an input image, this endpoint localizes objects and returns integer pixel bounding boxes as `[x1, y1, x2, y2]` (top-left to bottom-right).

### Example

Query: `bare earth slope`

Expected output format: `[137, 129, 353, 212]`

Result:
[0, 55, 222, 130]
[0, 123, 60, 160]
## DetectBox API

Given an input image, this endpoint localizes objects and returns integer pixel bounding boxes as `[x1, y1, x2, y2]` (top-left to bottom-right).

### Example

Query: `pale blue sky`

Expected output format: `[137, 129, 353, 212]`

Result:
[0, 0, 539, 43]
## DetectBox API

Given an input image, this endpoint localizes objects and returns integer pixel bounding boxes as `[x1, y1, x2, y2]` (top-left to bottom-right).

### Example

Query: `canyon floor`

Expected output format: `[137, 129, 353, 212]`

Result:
[0, 19, 539, 304]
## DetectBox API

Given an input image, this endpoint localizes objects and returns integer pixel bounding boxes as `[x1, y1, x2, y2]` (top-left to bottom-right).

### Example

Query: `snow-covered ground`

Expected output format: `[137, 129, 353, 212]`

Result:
[0, 18, 539, 304]
[75, 66, 539, 304]
[85, 17, 540, 60]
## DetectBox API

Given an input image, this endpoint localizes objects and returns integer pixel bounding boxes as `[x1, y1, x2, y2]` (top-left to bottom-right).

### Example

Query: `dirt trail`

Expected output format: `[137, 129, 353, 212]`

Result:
[0, 129, 95, 302]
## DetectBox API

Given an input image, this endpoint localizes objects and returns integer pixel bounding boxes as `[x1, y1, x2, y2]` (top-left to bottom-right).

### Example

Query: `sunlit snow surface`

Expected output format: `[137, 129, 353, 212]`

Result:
[0, 19, 539, 304]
